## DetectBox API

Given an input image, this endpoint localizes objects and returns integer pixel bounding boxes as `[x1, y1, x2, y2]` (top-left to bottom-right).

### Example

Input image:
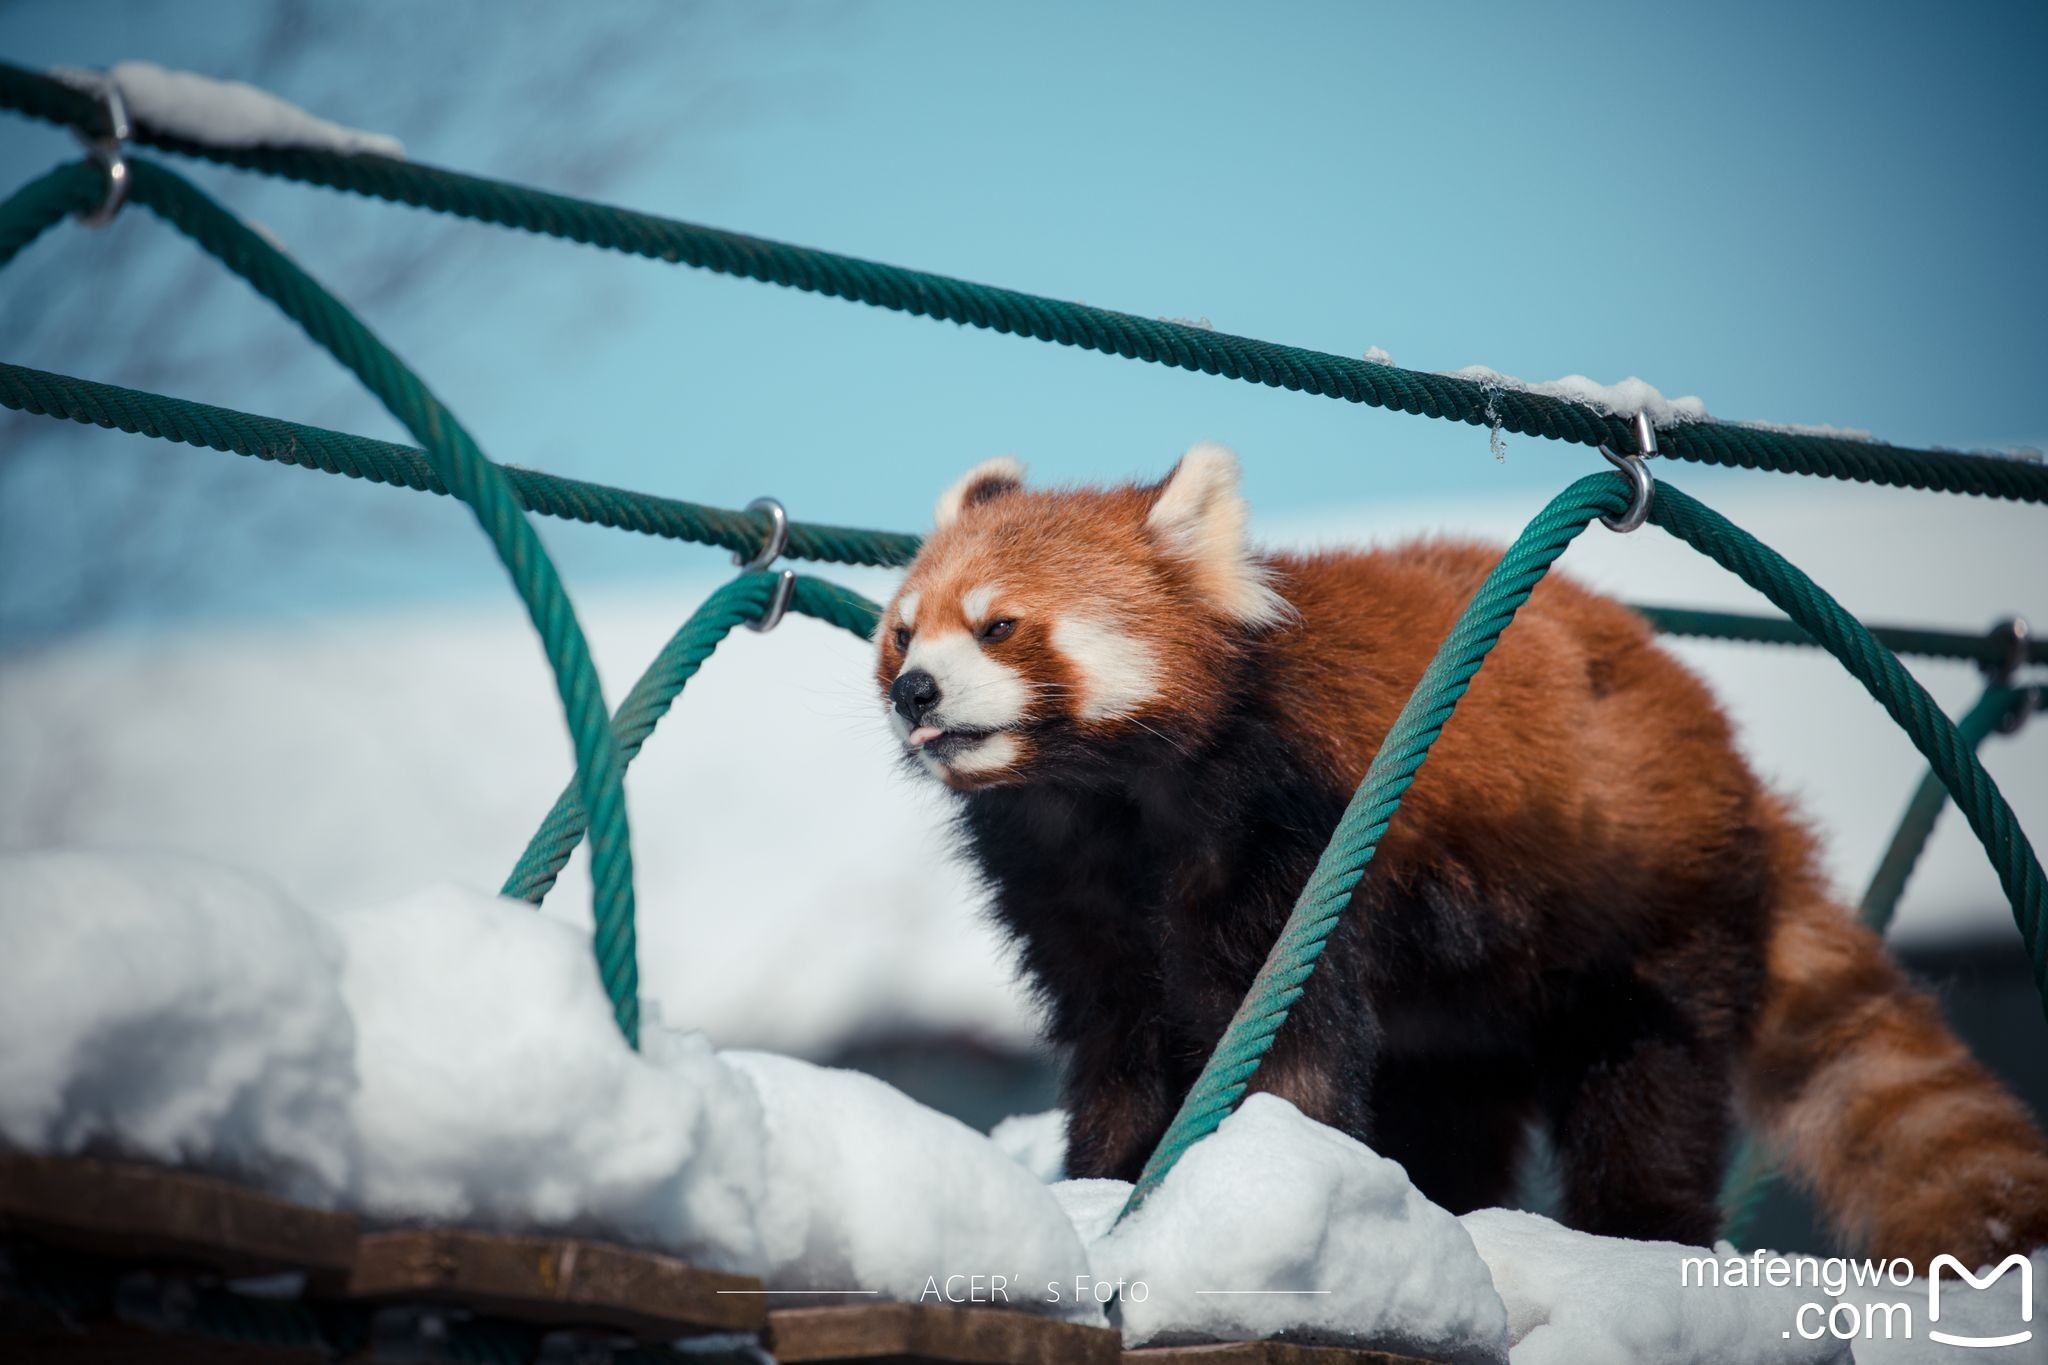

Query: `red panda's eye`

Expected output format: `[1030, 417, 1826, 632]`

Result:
[979, 618, 1016, 643]
[893, 626, 912, 650]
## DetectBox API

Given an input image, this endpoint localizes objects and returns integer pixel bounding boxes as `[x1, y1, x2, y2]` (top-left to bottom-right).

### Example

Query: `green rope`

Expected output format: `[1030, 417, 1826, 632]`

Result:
[1634, 605, 2048, 671]
[0, 361, 921, 568]
[0, 159, 643, 1048]
[1717, 682, 2038, 1247]
[1861, 684, 2038, 935]
[5, 63, 2045, 503]
[1650, 482, 2046, 998]
[504, 573, 881, 905]
[1118, 473, 1636, 1216]
[1122, 474, 2046, 1215]
[8, 360, 2038, 674]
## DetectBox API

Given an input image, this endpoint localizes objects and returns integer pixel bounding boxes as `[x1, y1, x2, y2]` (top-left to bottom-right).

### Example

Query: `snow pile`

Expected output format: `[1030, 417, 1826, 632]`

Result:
[1075, 1095, 1511, 1363]
[329, 886, 770, 1269]
[730, 1054, 1099, 1320]
[990, 1108, 1069, 1183]
[51, 62, 404, 158]
[1450, 365, 1710, 428]
[1464, 1210, 2047, 1365]
[1462, 1210, 1828, 1365]
[0, 850, 356, 1207]
[0, 851, 1095, 1312]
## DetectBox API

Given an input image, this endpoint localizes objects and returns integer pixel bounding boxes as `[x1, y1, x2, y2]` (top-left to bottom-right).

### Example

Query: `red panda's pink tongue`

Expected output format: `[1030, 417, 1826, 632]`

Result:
[909, 726, 943, 747]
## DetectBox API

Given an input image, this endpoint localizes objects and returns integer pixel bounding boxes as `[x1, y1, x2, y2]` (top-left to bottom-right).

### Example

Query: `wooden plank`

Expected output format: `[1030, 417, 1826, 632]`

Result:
[0, 1155, 357, 1285]
[0, 1319, 325, 1365]
[1124, 1342, 1441, 1365]
[766, 1302, 1122, 1364]
[345, 1228, 764, 1340]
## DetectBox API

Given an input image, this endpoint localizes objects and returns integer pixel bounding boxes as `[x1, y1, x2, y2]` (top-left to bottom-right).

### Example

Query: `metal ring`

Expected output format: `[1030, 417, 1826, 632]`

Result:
[733, 496, 788, 571]
[746, 568, 797, 633]
[1598, 410, 1658, 533]
[75, 74, 132, 229]
[1981, 617, 2035, 734]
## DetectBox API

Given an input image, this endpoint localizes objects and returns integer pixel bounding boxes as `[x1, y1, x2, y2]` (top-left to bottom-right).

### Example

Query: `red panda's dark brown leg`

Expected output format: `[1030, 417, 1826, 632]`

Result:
[1059, 1013, 1183, 1183]
[1368, 1053, 1535, 1214]
[1542, 1011, 1737, 1247]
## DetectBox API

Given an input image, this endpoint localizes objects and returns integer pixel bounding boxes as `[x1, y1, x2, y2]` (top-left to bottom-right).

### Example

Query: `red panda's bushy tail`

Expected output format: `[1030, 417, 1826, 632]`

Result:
[1739, 804, 2048, 1271]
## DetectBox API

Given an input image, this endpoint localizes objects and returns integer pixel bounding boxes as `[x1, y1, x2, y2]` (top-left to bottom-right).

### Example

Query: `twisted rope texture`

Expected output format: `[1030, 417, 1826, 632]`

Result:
[5, 62, 2045, 503]
[6, 357, 2040, 669]
[0, 361, 920, 568]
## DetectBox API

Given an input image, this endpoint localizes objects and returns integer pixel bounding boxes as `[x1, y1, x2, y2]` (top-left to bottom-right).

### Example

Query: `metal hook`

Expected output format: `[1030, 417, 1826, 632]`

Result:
[747, 568, 797, 633]
[1598, 410, 1658, 533]
[1983, 616, 2036, 734]
[734, 497, 789, 573]
[74, 73, 131, 229]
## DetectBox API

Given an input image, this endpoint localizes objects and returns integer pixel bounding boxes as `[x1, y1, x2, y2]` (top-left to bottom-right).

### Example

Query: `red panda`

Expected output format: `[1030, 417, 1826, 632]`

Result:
[873, 444, 2048, 1270]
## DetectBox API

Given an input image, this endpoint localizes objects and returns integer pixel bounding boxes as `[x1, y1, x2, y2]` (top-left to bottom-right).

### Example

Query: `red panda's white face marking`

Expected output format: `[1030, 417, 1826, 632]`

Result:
[877, 445, 1285, 791]
[1050, 617, 1160, 721]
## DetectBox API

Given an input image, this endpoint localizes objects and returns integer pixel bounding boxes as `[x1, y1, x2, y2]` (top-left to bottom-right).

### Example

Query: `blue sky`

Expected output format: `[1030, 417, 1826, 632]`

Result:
[1, 0, 2043, 635]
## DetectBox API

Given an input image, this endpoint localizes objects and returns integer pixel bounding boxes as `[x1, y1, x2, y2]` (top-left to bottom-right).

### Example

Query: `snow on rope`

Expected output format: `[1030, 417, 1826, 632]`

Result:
[49, 61, 403, 157]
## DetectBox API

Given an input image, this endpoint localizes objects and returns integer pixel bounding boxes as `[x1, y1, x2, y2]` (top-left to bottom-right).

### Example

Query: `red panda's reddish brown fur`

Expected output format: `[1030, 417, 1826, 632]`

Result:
[874, 448, 2048, 1268]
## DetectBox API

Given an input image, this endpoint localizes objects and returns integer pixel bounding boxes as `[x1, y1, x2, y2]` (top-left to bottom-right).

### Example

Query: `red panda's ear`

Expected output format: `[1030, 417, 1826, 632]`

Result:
[934, 456, 1026, 529]
[1146, 443, 1290, 627]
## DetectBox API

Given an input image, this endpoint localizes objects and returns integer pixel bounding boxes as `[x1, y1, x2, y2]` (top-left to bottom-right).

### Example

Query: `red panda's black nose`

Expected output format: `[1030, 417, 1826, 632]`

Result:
[891, 669, 941, 724]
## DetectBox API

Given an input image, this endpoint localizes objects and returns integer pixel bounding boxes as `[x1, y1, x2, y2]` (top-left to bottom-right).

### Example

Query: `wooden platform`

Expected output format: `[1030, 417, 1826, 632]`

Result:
[344, 1226, 764, 1339]
[1, 1154, 1448, 1363]
[0, 1154, 357, 1289]
[766, 1302, 1123, 1364]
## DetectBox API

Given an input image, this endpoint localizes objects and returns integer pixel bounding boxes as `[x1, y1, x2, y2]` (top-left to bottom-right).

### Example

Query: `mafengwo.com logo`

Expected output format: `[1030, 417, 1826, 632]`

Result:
[1681, 1249, 2033, 1348]
[1929, 1254, 2033, 1351]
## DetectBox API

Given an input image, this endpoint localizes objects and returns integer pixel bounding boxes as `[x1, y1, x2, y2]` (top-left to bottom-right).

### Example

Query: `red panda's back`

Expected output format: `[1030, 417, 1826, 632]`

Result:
[1262, 539, 1767, 923]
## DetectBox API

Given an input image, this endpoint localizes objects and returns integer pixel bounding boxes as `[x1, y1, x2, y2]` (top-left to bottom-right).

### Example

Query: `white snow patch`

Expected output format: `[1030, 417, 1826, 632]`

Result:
[1462, 1209, 2046, 1365]
[726, 1053, 1101, 1320]
[1081, 1095, 1510, 1363]
[0, 850, 356, 1207]
[1460, 1210, 1827, 1365]
[1740, 419, 1879, 443]
[1049, 1178, 1128, 1246]
[330, 884, 770, 1271]
[990, 1108, 1069, 1183]
[1451, 365, 1710, 428]
[51, 62, 404, 158]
